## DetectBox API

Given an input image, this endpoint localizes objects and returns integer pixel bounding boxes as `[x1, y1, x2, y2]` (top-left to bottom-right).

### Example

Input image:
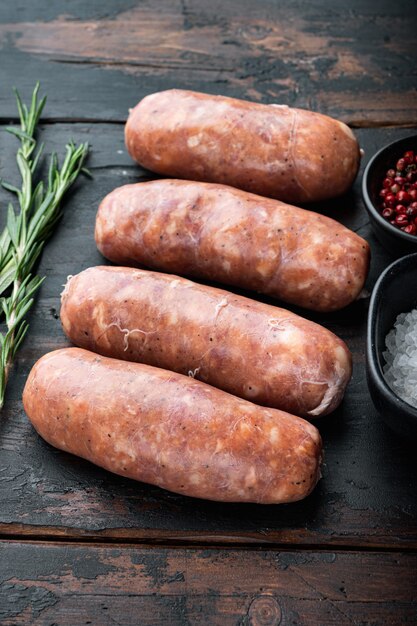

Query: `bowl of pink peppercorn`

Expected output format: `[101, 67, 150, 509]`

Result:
[362, 135, 417, 256]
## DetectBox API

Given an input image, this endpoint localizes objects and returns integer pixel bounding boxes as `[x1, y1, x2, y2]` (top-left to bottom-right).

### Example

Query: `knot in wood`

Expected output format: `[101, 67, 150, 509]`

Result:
[247, 593, 282, 626]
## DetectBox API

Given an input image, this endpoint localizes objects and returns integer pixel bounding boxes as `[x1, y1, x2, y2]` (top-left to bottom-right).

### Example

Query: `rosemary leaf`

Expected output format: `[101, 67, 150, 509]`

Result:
[0, 83, 89, 409]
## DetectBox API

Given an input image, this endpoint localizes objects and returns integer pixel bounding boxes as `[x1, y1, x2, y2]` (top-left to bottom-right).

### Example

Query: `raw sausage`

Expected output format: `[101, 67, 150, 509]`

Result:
[61, 267, 352, 417]
[95, 179, 370, 312]
[125, 89, 361, 203]
[23, 348, 322, 504]
[60, 266, 352, 418]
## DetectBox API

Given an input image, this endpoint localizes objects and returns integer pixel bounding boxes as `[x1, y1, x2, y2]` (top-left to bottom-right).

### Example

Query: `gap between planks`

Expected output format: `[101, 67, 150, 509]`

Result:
[0, 527, 417, 553]
[0, 117, 417, 129]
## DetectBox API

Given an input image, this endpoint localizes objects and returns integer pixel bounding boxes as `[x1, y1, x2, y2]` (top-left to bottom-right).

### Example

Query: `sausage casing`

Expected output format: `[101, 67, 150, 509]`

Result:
[125, 89, 361, 203]
[60, 266, 352, 418]
[23, 348, 322, 504]
[95, 179, 370, 312]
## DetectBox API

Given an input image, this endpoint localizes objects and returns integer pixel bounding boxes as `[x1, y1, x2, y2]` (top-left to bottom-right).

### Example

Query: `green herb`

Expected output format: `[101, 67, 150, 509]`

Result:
[0, 83, 90, 408]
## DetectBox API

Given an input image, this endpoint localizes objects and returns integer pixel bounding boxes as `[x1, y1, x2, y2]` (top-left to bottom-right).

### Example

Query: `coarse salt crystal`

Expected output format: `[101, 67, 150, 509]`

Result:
[383, 307, 417, 409]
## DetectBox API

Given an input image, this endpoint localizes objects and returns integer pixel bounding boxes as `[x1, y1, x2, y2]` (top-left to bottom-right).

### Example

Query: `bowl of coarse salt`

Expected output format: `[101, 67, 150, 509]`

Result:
[367, 253, 417, 439]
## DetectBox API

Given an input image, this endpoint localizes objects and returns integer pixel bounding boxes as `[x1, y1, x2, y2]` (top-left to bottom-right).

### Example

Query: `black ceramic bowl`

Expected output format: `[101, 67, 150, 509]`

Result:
[362, 134, 417, 256]
[367, 253, 417, 439]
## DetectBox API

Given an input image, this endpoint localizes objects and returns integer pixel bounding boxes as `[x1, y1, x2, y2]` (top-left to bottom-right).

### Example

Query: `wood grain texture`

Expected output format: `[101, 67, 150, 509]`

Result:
[0, 542, 416, 625]
[1, 0, 416, 619]
[0, 123, 416, 548]
[0, 0, 416, 124]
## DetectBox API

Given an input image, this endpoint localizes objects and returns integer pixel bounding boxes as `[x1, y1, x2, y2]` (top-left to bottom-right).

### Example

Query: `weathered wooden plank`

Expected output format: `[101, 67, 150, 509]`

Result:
[0, 542, 415, 625]
[0, 122, 416, 547]
[0, 0, 416, 124]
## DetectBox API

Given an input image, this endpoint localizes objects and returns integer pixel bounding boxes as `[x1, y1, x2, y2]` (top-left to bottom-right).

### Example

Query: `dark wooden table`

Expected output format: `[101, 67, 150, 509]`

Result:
[1, 2, 417, 624]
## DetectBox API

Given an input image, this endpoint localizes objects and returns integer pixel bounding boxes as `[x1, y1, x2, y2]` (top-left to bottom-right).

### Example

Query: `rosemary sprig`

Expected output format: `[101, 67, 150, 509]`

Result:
[0, 83, 90, 408]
